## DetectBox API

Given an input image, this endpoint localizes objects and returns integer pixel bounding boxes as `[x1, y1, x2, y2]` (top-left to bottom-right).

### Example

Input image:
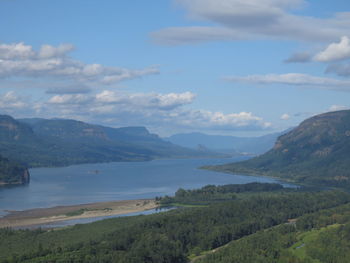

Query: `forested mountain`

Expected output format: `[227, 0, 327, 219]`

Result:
[207, 110, 350, 188]
[0, 154, 29, 185]
[0, 115, 214, 168]
[165, 130, 290, 155]
[198, 202, 350, 263]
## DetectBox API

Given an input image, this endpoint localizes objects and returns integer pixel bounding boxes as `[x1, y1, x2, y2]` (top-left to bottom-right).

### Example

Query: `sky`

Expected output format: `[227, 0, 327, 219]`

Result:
[1, 0, 350, 136]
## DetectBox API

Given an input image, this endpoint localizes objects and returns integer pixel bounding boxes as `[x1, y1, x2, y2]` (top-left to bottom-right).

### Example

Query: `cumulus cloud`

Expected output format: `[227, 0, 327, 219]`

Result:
[48, 94, 92, 105]
[314, 36, 350, 62]
[0, 42, 159, 86]
[0, 42, 35, 59]
[38, 44, 74, 59]
[0, 91, 30, 115]
[83, 90, 197, 111]
[280, 113, 290, 120]
[225, 73, 350, 91]
[152, 0, 350, 45]
[0, 90, 271, 132]
[181, 110, 271, 129]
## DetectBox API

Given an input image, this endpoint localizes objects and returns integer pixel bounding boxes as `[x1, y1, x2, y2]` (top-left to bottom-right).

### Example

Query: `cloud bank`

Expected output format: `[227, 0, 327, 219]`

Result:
[0, 42, 159, 88]
[152, 0, 350, 45]
[225, 73, 350, 91]
[0, 90, 271, 133]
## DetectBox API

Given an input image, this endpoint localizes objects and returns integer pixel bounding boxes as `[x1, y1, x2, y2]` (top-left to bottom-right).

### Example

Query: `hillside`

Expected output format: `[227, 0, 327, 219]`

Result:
[206, 110, 350, 188]
[0, 115, 213, 168]
[165, 130, 289, 155]
[0, 154, 29, 185]
[0, 185, 349, 262]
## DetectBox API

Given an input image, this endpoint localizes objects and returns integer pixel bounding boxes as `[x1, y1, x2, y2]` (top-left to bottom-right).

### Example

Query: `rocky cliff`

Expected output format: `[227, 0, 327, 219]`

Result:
[0, 155, 29, 186]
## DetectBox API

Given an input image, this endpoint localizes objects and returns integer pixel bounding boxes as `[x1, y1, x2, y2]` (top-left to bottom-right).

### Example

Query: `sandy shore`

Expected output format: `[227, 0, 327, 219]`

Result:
[0, 199, 158, 229]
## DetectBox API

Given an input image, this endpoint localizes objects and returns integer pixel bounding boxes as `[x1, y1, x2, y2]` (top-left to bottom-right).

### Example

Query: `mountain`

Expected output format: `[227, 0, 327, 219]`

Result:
[206, 110, 350, 188]
[0, 115, 215, 168]
[164, 130, 290, 155]
[0, 154, 29, 185]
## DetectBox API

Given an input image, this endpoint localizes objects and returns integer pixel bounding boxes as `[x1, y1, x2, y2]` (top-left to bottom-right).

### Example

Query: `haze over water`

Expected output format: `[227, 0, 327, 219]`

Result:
[0, 158, 287, 216]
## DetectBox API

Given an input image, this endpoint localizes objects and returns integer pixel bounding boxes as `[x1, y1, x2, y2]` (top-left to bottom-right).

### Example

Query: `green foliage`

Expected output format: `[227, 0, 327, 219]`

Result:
[198, 202, 350, 263]
[160, 182, 284, 205]
[0, 189, 349, 262]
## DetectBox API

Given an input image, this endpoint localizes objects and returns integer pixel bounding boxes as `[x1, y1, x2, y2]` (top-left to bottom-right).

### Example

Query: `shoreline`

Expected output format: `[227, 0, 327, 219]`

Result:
[0, 199, 158, 229]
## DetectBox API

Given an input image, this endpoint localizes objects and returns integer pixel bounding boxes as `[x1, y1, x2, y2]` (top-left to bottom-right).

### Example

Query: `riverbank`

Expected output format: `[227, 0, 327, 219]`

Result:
[0, 199, 157, 229]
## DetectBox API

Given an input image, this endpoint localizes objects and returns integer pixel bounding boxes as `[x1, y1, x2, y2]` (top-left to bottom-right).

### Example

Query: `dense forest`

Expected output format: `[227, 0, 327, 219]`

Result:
[206, 110, 350, 188]
[198, 202, 350, 263]
[159, 182, 285, 205]
[1, 184, 350, 262]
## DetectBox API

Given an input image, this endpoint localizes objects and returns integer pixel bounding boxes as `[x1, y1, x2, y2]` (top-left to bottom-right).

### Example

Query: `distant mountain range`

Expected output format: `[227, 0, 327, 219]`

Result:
[206, 110, 350, 188]
[164, 130, 291, 156]
[0, 115, 218, 171]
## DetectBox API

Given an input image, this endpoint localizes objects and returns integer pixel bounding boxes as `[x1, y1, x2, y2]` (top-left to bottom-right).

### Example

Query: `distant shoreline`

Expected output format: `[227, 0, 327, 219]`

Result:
[0, 199, 158, 229]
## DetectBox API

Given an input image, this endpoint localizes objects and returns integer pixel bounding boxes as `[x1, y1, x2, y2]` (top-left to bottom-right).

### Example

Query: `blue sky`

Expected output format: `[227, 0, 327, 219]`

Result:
[1, 0, 350, 136]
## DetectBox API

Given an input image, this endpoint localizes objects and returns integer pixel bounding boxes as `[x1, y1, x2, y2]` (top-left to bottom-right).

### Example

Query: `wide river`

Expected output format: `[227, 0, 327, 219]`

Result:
[0, 157, 289, 216]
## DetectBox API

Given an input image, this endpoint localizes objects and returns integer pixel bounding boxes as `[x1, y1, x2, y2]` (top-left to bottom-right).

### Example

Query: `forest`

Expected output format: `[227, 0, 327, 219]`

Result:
[1, 184, 350, 262]
[198, 202, 350, 263]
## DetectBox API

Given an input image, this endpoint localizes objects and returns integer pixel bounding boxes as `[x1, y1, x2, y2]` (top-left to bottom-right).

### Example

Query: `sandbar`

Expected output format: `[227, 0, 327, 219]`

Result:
[0, 199, 158, 229]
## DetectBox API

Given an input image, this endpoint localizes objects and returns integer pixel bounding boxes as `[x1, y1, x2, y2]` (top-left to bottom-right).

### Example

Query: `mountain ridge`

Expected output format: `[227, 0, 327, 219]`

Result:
[206, 110, 350, 188]
[0, 115, 219, 169]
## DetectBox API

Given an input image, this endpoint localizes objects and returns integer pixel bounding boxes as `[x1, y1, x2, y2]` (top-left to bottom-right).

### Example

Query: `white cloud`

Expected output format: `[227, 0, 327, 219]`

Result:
[328, 105, 349, 112]
[101, 67, 160, 84]
[38, 44, 75, 59]
[152, 0, 350, 45]
[183, 110, 272, 129]
[48, 94, 92, 105]
[314, 36, 350, 62]
[94, 90, 196, 110]
[0, 90, 271, 132]
[225, 73, 350, 91]
[0, 42, 35, 59]
[0, 42, 159, 86]
[280, 113, 290, 120]
[0, 91, 29, 115]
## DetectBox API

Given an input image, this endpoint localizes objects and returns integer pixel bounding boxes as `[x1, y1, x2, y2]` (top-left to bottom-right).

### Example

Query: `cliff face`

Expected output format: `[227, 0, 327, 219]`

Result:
[213, 110, 350, 188]
[0, 115, 214, 168]
[0, 155, 29, 186]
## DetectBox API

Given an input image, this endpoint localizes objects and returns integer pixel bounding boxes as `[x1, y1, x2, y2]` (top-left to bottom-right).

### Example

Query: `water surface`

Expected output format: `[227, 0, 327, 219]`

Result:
[0, 157, 287, 216]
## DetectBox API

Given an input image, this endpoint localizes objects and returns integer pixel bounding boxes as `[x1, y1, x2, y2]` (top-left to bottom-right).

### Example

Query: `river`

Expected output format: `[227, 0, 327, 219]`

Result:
[0, 157, 289, 216]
